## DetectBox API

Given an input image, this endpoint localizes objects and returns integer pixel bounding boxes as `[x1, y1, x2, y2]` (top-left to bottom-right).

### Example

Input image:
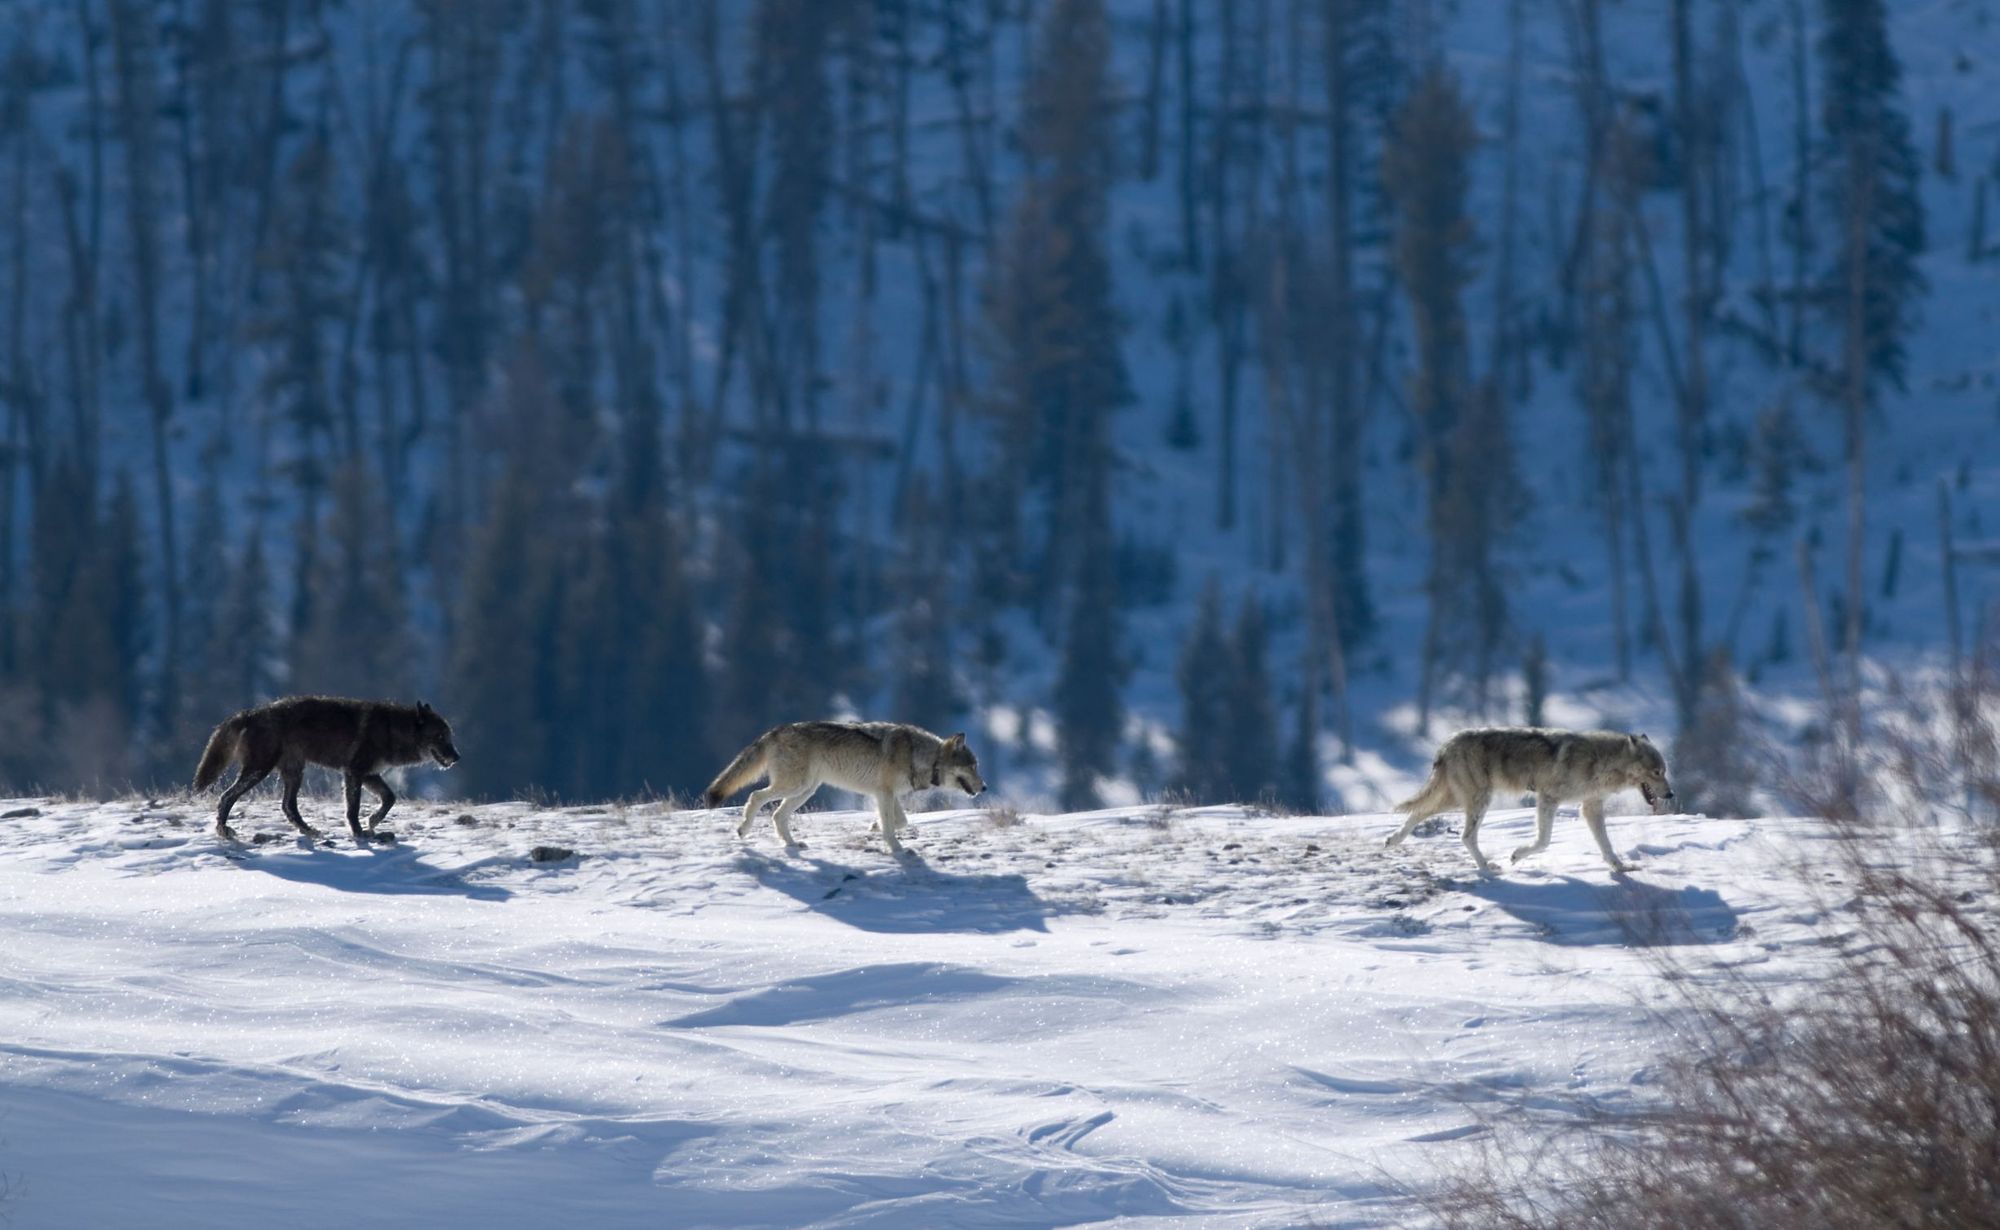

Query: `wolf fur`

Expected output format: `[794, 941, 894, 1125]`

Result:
[1382, 726, 1676, 873]
[193, 696, 461, 843]
[702, 721, 987, 855]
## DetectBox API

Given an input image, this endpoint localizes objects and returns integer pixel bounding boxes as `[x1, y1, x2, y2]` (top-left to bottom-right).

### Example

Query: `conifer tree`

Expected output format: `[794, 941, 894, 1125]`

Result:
[1818, 0, 1925, 672]
[1384, 64, 1515, 723]
[1279, 692, 1321, 815]
[1818, 0, 1926, 394]
[1222, 598, 1277, 803]
[981, 0, 1128, 617]
[448, 462, 562, 800]
[291, 463, 409, 701]
[1055, 523, 1124, 811]
[891, 479, 962, 735]
[1173, 581, 1233, 802]
[201, 532, 279, 720]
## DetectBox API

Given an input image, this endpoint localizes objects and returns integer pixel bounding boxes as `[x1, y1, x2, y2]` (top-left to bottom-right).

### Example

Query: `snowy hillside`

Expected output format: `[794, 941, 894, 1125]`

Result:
[0, 796, 1900, 1228]
[0, 1, 1992, 806]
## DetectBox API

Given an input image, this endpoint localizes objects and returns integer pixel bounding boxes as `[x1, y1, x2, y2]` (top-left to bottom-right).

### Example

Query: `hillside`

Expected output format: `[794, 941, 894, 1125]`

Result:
[0, 797, 1894, 1228]
[0, 1, 1991, 804]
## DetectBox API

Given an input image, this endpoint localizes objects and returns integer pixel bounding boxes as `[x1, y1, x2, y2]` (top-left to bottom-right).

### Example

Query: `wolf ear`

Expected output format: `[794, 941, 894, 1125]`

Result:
[1637, 732, 1651, 744]
[1628, 733, 1642, 749]
[944, 732, 965, 750]
[418, 700, 434, 717]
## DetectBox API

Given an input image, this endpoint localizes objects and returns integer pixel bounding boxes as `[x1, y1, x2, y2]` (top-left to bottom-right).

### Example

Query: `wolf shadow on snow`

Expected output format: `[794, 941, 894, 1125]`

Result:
[734, 846, 1064, 934]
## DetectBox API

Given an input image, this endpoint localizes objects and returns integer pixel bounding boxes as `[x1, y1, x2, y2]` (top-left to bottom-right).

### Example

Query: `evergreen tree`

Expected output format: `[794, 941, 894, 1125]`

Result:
[291, 463, 410, 700]
[1279, 691, 1321, 814]
[1319, 0, 1398, 654]
[980, 0, 1128, 617]
[1384, 64, 1517, 723]
[555, 401, 711, 800]
[1055, 530, 1124, 812]
[1742, 401, 1815, 537]
[26, 462, 145, 789]
[717, 467, 838, 754]
[202, 531, 279, 720]
[1818, 0, 1926, 393]
[1819, 0, 1924, 676]
[101, 474, 147, 725]
[891, 480, 962, 735]
[636, 536, 712, 800]
[1172, 581, 1233, 802]
[1522, 633, 1550, 727]
[1222, 598, 1277, 803]
[447, 462, 562, 800]
[1672, 649, 1758, 817]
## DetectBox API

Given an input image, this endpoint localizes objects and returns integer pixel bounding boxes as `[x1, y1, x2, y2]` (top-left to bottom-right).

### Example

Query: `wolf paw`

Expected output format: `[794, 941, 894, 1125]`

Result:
[1509, 846, 1536, 864]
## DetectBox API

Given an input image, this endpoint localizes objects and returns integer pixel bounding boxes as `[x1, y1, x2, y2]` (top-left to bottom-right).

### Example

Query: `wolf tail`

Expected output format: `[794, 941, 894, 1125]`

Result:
[1395, 755, 1452, 815]
[192, 716, 245, 792]
[701, 732, 773, 808]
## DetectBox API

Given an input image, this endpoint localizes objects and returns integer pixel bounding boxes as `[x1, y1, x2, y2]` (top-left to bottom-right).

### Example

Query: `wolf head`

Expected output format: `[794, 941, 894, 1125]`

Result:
[417, 701, 460, 769]
[937, 732, 986, 797]
[1625, 733, 1674, 813]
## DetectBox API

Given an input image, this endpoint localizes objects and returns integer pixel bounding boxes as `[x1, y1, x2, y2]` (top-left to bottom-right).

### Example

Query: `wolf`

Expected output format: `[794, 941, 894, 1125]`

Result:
[701, 721, 987, 855]
[1382, 727, 1676, 873]
[192, 696, 461, 843]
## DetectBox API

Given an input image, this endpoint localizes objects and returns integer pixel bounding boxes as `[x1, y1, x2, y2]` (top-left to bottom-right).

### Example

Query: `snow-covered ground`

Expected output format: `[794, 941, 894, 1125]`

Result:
[0, 794, 1885, 1227]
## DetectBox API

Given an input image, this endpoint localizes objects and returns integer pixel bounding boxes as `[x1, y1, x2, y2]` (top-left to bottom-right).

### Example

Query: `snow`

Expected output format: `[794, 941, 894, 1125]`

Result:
[0, 794, 1870, 1227]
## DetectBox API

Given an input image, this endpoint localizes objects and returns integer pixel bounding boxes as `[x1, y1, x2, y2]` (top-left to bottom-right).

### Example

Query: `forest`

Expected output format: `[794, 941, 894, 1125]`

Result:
[0, 0, 1958, 808]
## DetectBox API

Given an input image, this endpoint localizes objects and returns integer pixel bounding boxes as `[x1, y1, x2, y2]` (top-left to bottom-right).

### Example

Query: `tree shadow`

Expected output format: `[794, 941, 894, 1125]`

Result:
[1467, 872, 1739, 947]
[224, 839, 514, 902]
[735, 848, 1060, 934]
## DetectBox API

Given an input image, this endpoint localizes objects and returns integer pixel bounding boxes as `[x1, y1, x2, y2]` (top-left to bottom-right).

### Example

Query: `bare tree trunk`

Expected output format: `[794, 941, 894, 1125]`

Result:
[1489, 0, 1524, 386]
[1210, 0, 1241, 531]
[1176, 0, 1200, 268]
[1669, 0, 1708, 728]
[1840, 150, 1873, 742]
[1786, 0, 1811, 365]
[939, 3, 994, 238]
[1141, 0, 1169, 180]
[110, 0, 183, 702]
[2, 95, 37, 670]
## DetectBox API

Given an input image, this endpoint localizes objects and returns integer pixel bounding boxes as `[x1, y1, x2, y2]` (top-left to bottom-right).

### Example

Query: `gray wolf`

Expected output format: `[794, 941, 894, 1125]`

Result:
[1382, 727, 1675, 873]
[702, 721, 987, 855]
[193, 697, 460, 843]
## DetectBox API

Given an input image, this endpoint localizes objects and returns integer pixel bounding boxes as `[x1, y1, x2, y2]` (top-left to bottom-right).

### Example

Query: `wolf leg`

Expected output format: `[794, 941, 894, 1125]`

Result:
[362, 774, 396, 832]
[874, 793, 909, 854]
[1461, 796, 1497, 872]
[738, 786, 779, 837]
[1581, 797, 1631, 872]
[768, 794, 807, 847]
[1511, 795, 1559, 864]
[280, 764, 322, 838]
[214, 766, 270, 839]
[342, 772, 372, 842]
[1384, 804, 1440, 849]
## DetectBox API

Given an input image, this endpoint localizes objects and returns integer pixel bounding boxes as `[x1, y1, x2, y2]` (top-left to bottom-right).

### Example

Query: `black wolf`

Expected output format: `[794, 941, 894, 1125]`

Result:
[192, 696, 460, 842]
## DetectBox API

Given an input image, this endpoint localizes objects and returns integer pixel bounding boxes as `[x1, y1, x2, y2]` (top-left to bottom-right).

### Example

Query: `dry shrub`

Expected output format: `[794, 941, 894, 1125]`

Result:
[982, 804, 1024, 830]
[1430, 827, 2000, 1229]
[1428, 664, 2000, 1229]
